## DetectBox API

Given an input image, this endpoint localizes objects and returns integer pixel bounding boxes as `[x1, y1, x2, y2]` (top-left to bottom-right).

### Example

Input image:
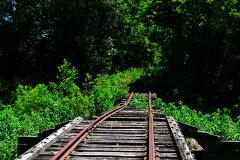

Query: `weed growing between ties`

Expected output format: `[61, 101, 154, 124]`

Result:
[154, 98, 240, 141]
[0, 60, 144, 159]
[129, 93, 148, 109]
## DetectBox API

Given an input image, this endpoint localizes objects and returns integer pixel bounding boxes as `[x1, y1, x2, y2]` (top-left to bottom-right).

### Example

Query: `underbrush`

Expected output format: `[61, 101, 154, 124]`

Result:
[155, 99, 240, 141]
[129, 93, 148, 109]
[130, 95, 240, 141]
[0, 59, 144, 159]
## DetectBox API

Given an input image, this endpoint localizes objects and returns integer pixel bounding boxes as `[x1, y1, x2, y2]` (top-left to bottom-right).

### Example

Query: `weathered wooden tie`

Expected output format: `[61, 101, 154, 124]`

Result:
[16, 92, 195, 160]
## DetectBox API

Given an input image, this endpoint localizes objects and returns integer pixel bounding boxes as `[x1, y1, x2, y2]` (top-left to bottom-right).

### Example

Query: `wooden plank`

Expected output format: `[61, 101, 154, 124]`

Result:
[15, 117, 83, 160]
[86, 136, 147, 140]
[96, 126, 148, 128]
[55, 139, 146, 143]
[102, 121, 148, 124]
[107, 117, 148, 120]
[158, 148, 177, 152]
[154, 118, 167, 121]
[65, 134, 146, 139]
[99, 125, 147, 128]
[77, 144, 147, 148]
[91, 130, 146, 134]
[70, 157, 143, 160]
[45, 147, 145, 152]
[155, 141, 174, 144]
[37, 151, 57, 156]
[159, 153, 178, 158]
[74, 147, 145, 152]
[155, 128, 172, 131]
[155, 137, 174, 140]
[116, 110, 147, 113]
[83, 133, 146, 137]
[95, 128, 146, 131]
[156, 144, 175, 148]
[73, 151, 145, 157]
[83, 139, 147, 144]
[167, 116, 194, 160]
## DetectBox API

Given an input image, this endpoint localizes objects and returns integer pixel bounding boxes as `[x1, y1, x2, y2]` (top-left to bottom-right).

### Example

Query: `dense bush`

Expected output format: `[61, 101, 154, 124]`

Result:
[0, 60, 144, 159]
[87, 68, 144, 115]
[130, 95, 240, 141]
[130, 94, 240, 141]
[155, 99, 240, 141]
[0, 105, 72, 159]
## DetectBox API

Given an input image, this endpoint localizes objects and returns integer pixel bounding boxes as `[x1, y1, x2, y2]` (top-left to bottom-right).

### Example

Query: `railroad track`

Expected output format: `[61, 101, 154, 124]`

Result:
[16, 92, 195, 160]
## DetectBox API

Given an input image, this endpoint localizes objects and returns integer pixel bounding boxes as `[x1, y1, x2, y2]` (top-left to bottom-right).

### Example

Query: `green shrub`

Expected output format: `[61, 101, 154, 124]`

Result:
[155, 98, 240, 141]
[0, 60, 144, 159]
[129, 93, 148, 109]
[88, 68, 144, 115]
[14, 84, 51, 114]
[0, 106, 77, 159]
[50, 59, 79, 98]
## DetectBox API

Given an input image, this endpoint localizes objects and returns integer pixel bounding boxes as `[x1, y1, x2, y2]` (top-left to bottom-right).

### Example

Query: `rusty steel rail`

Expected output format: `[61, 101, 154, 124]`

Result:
[148, 91, 155, 160]
[16, 91, 195, 160]
[51, 92, 134, 160]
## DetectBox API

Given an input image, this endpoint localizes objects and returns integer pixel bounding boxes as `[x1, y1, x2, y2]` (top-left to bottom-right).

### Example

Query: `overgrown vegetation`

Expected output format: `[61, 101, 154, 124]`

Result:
[0, 60, 144, 159]
[1, 0, 240, 158]
[154, 98, 240, 141]
[1, 1, 240, 112]
[130, 96, 240, 141]
[129, 93, 148, 109]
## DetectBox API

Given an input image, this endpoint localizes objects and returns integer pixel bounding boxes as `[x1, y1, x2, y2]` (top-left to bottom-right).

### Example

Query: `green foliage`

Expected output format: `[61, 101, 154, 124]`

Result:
[0, 60, 81, 159]
[50, 59, 80, 98]
[14, 84, 51, 114]
[143, 0, 240, 110]
[82, 73, 94, 92]
[88, 68, 144, 115]
[2, 0, 240, 157]
[0, 60, 144, 159]
[0, 103, 77, 159]
[129, 93, 148, 109]
[2, 0, 239, 113]
[155, 98, 240, 141]
[56, 59, 78, 88]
